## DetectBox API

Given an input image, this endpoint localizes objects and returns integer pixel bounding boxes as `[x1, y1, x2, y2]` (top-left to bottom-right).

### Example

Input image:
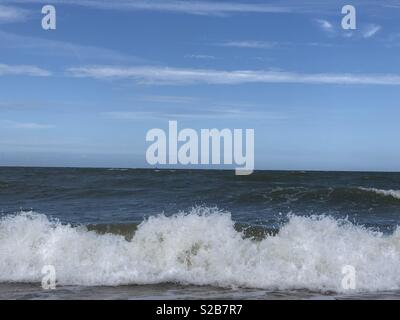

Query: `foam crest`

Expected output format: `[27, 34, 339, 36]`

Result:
[1, 207, 400, 292]
[359, 187, 400, 200]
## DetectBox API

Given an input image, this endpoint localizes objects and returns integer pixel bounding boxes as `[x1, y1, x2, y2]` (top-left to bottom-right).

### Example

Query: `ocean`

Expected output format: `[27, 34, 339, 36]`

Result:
[1, 167, 400, 299]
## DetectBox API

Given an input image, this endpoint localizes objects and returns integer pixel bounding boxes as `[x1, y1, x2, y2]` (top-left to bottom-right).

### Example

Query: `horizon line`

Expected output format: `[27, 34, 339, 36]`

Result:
[0, 165, 399, 174]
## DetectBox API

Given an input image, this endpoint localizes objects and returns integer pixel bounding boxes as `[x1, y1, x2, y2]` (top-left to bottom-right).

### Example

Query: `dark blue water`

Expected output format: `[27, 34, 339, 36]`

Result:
[1, 167, 400, 231]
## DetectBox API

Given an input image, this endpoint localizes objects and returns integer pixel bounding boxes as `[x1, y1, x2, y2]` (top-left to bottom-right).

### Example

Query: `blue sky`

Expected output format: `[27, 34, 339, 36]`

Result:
[0, 0, 400, 171]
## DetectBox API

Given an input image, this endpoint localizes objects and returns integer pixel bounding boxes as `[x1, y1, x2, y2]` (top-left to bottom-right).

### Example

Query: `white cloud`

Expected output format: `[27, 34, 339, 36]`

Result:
[0, 30, 142, 63]
[140, 95, 198, 104]
[103, 112, 152, 120]
[342, 32, 354, 38]
[184, 54, 215, 59]
[0, 5, 29, 23]
[315, 19, 334, 33]
[0, 63, 51, 76]
[315, 19, 381, 39]
[0, 101, 38, 108]
[102, 108, 286, 120]
[363, 24, 382, 38]
[1, 0, 291, 16]
[68, 65, 400, 86]
[0, 120, 55, 129]
[219, 40, 278, 49]
[220, 40, 334, 49]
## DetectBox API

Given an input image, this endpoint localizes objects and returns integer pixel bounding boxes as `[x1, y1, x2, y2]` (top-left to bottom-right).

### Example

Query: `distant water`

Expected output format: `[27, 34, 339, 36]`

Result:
[1, 167, 400, 299]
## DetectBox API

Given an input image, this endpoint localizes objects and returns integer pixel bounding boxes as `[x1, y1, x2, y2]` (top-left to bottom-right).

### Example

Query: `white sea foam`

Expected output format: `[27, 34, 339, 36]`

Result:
[359, 187, 400, 200]
[1, 207, 400, 293]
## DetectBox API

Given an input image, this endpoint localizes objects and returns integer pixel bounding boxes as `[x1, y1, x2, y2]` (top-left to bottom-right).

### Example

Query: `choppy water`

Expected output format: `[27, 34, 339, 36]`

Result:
[1, 167, 400, 299]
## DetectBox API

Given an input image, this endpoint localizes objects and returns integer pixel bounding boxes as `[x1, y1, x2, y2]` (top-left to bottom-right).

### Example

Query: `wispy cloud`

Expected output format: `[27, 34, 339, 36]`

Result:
[0, 101, 40, 108]
[139, 95, 198, 104]
[127, 96, 288, 120]
[315, 19, 334, 33]
[363, 24, 382, 38]
[0, 5, 29, 23]
[67, 65, 400, 86]
[220, 40, 335, 49]
[0, 63, 51, 76]
[314, 18, 381, 40]
[184, 54, 215, 60]
[0, 120, 55, 129]
[0, 30, 141, 63]
[219, 40, 279, 49]
[1, 0, 292, 16]
[102, 107, 286, 120]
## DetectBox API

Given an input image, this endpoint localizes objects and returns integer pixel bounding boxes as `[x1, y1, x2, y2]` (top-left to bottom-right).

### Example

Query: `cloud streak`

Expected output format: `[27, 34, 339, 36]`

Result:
[68, 65, 400, 86]
[219, 40, 279, 49]
[0, 5, 29, 23]
[139, 95, 198, 104]
[315, 19, 334, 33]
[102, 107, 286, 120]
[0, 120, 55, 129]
[363, 24, 382, 38]
[0, 63, 51, 76]
[184, 54, 215, 59]
[0, 30, 142, 63]
[1, 0, 292, 16]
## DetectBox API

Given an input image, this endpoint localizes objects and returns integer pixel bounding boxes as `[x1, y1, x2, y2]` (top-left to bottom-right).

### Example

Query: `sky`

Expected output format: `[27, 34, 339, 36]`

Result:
[0, 0, 400, 171]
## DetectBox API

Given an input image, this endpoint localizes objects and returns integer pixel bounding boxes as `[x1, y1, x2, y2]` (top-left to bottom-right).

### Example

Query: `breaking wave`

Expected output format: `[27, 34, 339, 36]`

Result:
[1, 207, 400, 293]
[358, 187, 400, 200]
